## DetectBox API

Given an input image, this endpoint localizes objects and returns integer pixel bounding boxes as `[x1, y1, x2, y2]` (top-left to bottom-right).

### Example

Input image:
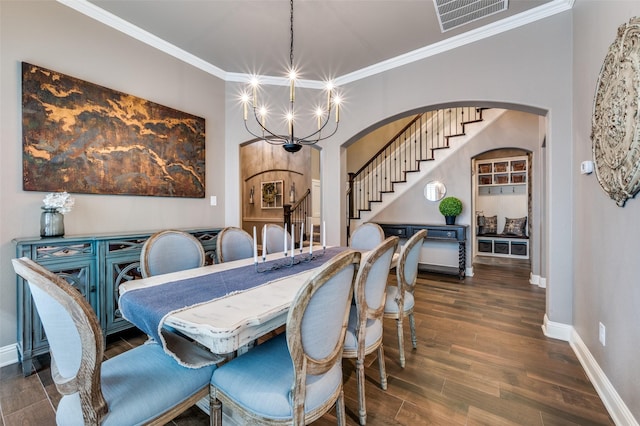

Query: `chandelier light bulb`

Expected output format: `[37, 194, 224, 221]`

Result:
[315, 107, 324, 129]
[250, 77, 260, 106]
[241, 92, 250, 120]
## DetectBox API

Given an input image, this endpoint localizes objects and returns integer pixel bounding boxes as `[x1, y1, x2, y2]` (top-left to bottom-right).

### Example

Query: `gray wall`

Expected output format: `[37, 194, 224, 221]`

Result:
[572, 1, 640, 417]
[315, 11, 574, 326]
[0, 1, 226, 348]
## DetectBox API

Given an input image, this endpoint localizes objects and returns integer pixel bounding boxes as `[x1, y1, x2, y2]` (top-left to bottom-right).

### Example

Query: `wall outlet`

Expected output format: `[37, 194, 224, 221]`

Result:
[599, 322, 606, 346]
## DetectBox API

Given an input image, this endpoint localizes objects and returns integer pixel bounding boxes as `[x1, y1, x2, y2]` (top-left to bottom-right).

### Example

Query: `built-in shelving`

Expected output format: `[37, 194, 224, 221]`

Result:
[477, 156, 527, 195]
[474, 155, 529, 259]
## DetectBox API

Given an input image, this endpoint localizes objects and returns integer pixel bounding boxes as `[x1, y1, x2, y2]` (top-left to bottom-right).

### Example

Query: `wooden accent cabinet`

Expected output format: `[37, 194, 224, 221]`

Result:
[13, 228, 220, 376]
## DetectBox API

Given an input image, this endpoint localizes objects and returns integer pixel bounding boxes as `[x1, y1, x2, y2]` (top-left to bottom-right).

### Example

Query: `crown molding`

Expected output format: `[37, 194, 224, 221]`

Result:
[57, 0, 228, 80]
[337, 0, 575, 85]
[58, 0, 574, 87]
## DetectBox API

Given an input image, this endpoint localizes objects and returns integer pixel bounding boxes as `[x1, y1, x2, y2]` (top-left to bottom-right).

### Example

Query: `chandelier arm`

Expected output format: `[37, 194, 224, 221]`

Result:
[289, 105, 337, 143]
[244, 119, 288, 144]
[249, 105, 290, 142]
[295, 120, 340, 145]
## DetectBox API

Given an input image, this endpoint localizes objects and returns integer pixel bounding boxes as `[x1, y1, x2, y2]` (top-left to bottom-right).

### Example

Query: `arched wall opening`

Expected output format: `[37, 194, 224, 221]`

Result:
[343, 102, 547, 282]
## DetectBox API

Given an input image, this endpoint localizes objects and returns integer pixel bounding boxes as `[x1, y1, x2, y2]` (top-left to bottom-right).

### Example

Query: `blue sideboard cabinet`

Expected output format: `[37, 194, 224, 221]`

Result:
[13, 228, 220, 376]
[376, 223, 467, 279]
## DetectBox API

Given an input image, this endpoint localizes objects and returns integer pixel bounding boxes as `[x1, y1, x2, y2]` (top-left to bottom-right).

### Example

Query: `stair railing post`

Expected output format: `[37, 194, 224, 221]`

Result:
[348, 172, 355, 219]
[284, 204, 292, 231]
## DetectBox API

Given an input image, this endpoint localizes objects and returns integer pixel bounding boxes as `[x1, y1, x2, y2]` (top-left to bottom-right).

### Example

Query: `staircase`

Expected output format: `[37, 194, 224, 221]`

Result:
[348, 107, 506, 229]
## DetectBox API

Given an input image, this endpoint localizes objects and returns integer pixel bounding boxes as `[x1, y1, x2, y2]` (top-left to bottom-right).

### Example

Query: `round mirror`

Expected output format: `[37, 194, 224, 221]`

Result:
[423, 181, 446, 202]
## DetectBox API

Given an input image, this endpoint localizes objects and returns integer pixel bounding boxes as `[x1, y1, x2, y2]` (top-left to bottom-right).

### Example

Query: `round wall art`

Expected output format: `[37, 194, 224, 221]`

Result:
[592, 16, 640, 207]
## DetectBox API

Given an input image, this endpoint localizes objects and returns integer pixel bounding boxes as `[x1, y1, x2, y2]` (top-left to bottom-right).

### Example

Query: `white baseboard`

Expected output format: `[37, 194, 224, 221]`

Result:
[542, 316, 638, 425]
[542, 314, 572, 341]
[466, 266, 474, 277]
[570, 330, 638, 426]
[0, 344, 18, 368]
[529, 273, 546, 288]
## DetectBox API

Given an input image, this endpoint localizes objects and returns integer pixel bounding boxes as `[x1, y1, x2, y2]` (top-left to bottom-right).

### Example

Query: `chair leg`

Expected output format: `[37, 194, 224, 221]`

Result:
[356, 356, 367, 425]
[409, 313, 417, 349]
[377, 344, 387, 391]
[210, 386, 222, 426]
[396, 316, 405, 368]
[336, 389, 346, 426]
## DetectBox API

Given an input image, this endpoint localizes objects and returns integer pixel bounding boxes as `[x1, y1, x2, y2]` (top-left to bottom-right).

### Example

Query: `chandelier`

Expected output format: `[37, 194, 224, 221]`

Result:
[241, 0, 341, 153]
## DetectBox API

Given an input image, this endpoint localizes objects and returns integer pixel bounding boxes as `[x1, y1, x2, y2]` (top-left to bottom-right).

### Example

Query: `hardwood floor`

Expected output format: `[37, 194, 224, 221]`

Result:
[0, 261, 613, 425]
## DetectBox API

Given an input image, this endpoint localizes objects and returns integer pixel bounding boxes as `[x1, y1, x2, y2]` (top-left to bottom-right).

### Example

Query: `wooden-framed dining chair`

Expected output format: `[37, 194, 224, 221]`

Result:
[264, 223, 291, 254]
[140, 229, 206, 278]
[383, 229, 427, 368]
[209, 249, 362, 426]
[216, 226, 254, 263]
[349, 222, 385, 251]
[11, 257, 216, 426]
[342, 236, 399, 425]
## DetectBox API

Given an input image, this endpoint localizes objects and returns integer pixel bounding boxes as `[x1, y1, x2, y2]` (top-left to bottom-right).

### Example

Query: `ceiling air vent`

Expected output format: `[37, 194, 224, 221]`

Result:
[433, 0, 508, 32]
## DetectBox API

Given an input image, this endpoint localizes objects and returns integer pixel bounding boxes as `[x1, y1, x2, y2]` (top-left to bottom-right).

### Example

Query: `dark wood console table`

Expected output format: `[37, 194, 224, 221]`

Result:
[376, 223, 467, 279]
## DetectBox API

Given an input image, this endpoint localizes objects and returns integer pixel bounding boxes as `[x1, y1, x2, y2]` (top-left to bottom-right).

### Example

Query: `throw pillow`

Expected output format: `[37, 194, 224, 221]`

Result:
[503, 217, 527, 236]
[479, 215, 497, 234]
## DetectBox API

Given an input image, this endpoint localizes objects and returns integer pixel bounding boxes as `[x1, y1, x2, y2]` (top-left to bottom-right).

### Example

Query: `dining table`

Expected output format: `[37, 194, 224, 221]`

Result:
[118, 245, 350, 367]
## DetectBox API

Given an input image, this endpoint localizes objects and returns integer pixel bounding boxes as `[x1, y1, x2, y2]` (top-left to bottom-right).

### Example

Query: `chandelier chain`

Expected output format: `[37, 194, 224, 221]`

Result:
[290, 0, 294, 69]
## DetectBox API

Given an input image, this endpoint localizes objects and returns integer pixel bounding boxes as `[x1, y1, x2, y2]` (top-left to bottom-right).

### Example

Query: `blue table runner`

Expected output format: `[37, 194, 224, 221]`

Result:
[119, 247, 346, 366]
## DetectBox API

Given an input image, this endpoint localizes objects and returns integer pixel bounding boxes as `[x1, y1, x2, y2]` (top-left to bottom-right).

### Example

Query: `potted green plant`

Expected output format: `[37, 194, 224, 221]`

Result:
[439, 196, 463, 225]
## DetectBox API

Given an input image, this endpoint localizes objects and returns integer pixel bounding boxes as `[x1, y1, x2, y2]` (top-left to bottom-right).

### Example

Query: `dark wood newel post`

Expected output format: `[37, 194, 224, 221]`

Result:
[348, 172, 355, 220]
[283, 204, 292, 231]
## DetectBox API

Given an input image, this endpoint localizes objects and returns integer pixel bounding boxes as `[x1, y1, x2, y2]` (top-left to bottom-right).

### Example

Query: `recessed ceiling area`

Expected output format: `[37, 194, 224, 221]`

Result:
[67, 0, 566, 83]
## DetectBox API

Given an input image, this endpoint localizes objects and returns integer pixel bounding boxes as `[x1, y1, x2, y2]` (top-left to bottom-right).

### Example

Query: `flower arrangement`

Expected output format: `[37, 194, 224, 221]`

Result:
[42, 192, 75, 214]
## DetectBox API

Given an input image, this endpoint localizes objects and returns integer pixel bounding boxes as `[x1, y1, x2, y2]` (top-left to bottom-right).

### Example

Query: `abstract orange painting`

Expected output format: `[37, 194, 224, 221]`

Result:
[22, 62, 205, 198]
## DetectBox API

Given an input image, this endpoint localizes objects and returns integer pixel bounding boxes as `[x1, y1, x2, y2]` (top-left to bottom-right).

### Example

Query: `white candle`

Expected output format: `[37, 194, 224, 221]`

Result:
[290, 226, 295, 258]
[283, 223, 288, 255]
[300, 221, 304, 253]
[309, 222, 313, 254]
[262, 225, 267, 261]
[253, 226, 258, 263]
[322, 221, 326, 248]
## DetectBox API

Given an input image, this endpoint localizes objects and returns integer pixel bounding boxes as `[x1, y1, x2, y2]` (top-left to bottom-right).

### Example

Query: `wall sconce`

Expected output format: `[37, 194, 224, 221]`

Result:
[289, 183, 295, 203]
[249, 186, 254, 204]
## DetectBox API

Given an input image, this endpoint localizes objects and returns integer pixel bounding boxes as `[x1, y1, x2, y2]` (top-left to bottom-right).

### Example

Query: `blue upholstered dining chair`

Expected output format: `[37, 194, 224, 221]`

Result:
[216, 226, 254, 263]
[11, 257, 217, 426]
[264, 223, 291, 254]
[383, 229, 427, 368]
[209, 249, 362, 426]
[140, 229, 206, 278]
[349, 222, 385, 251]
[343, 236, 399, 425]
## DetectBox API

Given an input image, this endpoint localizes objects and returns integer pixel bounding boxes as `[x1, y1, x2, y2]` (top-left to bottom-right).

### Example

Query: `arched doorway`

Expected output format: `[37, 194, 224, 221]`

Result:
[239, 140, 321, 247]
